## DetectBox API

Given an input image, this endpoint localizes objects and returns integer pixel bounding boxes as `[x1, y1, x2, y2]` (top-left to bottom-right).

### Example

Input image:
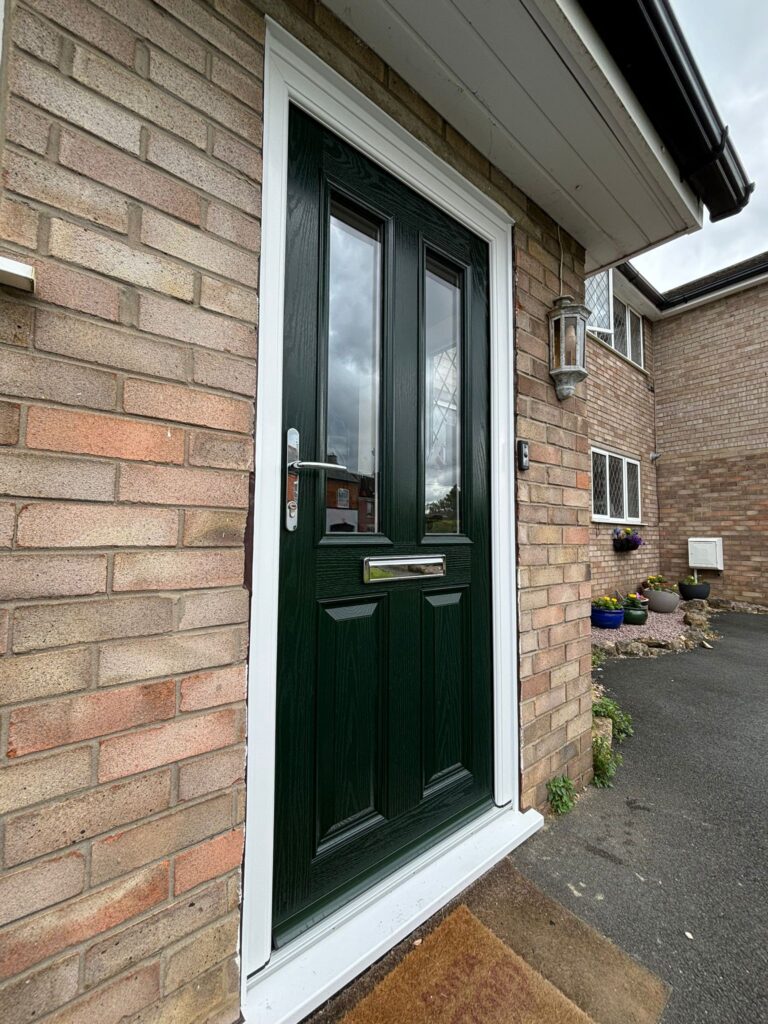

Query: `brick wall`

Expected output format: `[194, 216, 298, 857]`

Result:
[0, 2, 260, 1021]
[654, 282, 768, 604]
[0, 0, 593, 1020]
[587, 323, 661, 596]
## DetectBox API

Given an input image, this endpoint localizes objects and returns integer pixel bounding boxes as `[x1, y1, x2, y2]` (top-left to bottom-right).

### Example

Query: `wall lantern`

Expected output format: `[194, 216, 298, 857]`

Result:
[548, 294, 589, 400]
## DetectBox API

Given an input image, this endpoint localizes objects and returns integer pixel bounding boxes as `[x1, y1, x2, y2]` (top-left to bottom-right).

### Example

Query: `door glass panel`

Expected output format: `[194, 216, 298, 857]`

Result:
[325, 200, 381, 534]
[424, 256, 462, 534]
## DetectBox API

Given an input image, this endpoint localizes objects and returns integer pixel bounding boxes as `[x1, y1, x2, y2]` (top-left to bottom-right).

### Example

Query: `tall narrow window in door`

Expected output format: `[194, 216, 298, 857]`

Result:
[325, 200, 382, 534]
[425, 256, 462, 534]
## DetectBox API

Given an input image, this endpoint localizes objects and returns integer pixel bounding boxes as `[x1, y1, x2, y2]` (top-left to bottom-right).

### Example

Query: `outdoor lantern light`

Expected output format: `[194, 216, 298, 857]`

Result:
[548, 294, 589, 400]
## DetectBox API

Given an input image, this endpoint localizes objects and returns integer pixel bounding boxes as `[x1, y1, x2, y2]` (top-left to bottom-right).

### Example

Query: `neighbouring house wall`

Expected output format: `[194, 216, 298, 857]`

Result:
[654, 282, 768, 605]
[0, 1, 592, 1021]
[587, 324, 661, 596]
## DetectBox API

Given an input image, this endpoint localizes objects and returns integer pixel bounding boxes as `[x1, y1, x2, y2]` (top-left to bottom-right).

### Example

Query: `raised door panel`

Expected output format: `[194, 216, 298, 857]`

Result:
[315, 598, 387, 853]
[422, 589, 471, 795]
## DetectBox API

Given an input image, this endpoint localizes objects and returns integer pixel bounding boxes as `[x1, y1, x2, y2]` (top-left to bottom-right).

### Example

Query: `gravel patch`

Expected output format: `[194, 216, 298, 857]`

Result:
[592, 606, 687, 647]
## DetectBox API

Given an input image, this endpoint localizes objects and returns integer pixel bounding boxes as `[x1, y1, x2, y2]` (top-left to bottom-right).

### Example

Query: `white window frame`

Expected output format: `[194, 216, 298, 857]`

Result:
[585, 270, 644, 369]
[591, 447, 641, 524]
[243, 21, 541, 1024]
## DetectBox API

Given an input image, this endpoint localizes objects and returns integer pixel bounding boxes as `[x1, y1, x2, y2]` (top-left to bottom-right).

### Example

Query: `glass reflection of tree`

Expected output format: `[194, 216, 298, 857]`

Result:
[426, 484, 458, 533]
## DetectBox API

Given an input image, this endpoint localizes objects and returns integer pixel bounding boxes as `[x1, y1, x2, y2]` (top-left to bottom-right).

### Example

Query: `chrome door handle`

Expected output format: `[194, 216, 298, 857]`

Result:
[285, 427, 348, 532]
[289, 460, 348, 472]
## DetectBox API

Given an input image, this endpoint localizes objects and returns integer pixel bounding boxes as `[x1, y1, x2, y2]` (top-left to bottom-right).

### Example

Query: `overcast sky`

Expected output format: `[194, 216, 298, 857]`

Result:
[631, 0, 768, 291]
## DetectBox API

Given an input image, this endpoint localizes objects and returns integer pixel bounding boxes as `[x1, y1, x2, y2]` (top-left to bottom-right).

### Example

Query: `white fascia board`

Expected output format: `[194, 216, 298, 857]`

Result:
[324, 0, 702, 271]
[654, 273, 768, 320]
[536, 0, 702, 261]
[612, 274, 660, 322]
[615, 266, 768, 322]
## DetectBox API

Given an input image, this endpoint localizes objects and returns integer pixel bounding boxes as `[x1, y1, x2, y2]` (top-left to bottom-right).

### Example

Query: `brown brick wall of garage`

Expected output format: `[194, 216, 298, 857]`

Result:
[0, 0, 592, 1020]
[653, 282, 768, 605]
[587, 323, 661, 597]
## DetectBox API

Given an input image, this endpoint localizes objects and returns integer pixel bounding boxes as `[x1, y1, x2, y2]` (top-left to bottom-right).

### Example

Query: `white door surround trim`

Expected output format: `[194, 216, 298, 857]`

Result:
[242, 20, 541, 1021]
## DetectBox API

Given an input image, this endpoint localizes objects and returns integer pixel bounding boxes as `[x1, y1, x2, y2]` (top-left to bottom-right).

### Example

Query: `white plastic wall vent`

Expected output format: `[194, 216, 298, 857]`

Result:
[688, 537, 724, 571]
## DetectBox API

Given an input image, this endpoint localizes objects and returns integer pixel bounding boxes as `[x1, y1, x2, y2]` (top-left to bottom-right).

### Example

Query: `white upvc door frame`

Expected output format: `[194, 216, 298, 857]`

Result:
[242, 21, 542, 1023]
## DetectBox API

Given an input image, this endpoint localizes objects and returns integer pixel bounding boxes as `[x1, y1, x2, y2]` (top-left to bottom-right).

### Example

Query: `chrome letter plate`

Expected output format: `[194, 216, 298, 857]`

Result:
[363, 555, 446, 583]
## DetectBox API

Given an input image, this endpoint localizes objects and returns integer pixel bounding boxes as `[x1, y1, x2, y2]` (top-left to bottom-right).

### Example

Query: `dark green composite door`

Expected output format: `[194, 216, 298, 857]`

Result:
[272, 107, 493, 946]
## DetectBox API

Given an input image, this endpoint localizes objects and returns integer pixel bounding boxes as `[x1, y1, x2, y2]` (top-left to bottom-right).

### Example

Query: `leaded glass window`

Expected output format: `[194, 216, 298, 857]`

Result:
[585, 271, 611, 334]
[608, 455, 624, 518]
[612, 296, 628, 357]
[585, 270, 644, 368]
[591, 447, 641, 523]
[592, 451, 607, 517]
[627, 461, 640, 520]
[629, 309, 643, 366]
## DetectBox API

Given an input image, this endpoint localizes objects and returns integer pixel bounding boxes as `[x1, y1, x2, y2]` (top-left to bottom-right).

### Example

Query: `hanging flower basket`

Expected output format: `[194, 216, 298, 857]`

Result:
[612, 527, 644, 552]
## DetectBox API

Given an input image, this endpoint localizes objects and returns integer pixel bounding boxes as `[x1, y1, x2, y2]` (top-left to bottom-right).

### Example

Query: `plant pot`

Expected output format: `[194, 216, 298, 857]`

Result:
[647, 589, 680, 613]
[591, 608, 625, 629]
[679, 581, 710, 601]
[622, 607, 648, 626]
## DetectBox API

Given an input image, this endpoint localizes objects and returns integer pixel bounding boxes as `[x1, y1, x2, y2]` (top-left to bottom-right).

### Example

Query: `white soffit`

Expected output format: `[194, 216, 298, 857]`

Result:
[323, 0, 702, 271]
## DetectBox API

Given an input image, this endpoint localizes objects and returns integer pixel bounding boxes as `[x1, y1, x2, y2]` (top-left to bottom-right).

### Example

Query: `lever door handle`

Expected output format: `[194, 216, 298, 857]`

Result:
[285, 427, 348, 532]
[289, 460, 348, 472]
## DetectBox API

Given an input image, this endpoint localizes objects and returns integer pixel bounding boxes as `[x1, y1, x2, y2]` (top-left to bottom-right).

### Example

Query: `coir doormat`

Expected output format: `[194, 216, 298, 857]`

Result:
[339, 904, 597, 1024]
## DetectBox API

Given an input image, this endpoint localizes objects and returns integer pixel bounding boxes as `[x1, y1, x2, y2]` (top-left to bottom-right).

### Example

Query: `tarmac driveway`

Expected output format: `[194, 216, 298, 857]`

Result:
[512, 612, 768, 1024]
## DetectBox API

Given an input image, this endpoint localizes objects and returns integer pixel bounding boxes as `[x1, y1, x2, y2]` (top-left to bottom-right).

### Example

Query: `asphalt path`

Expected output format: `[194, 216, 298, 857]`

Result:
[513, 613, 768, 1024]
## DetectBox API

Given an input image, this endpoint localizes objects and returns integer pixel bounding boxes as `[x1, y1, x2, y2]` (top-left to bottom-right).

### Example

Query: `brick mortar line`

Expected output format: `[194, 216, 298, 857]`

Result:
[13, 17, 265, 138]
[0, 660, 246, 716]
[0, 383, 257, 423]
[5, 119, 264, 231]
[0, 239, 261, 337]
[0, 870, 242, 993]
[5, 95, 262, 217]
[1, 617, 247, 659]
[2, 772, 244, 875]
[3, 177, 264, 264]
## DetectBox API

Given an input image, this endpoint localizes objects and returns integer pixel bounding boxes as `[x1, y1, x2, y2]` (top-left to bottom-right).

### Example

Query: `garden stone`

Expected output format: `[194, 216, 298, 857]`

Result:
[592, 715, 612, 746]
[684, 610, 709, 629]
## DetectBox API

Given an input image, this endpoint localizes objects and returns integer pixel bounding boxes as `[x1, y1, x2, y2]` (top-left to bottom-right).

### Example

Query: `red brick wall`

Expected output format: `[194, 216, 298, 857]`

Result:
[587, 323, 661, 596]
[654, 282, 768, 604]
[0, 2, 259, 1021]
[0, 0, 593, 1019]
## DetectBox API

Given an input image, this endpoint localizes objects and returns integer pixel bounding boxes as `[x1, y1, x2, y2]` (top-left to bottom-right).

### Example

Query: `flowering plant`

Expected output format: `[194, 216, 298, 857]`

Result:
[592, 595, 623, 610]
[644, 574, 677, 593]
[623, 592, 645, 609]
[612, 526, 644, 552]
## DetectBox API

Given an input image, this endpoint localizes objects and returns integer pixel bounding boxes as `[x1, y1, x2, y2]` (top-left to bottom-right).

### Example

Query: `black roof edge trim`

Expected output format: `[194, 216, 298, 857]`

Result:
[579, 0, 754, 222]
[617, 256, 768, 311]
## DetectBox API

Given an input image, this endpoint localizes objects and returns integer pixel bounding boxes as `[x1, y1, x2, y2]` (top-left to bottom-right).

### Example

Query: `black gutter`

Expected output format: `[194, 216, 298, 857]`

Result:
[618, 253, 768, 311]
[579, 0, 754, 222]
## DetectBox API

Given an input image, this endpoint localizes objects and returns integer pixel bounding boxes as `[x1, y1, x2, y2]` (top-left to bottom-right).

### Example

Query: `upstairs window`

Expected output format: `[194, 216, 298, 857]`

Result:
[584, 270, 644, 368]
[591, 448, 641, 523]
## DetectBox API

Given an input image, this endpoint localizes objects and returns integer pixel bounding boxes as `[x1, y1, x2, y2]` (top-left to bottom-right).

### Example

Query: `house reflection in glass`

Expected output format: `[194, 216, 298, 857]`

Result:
[325, 461, 377, 533]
